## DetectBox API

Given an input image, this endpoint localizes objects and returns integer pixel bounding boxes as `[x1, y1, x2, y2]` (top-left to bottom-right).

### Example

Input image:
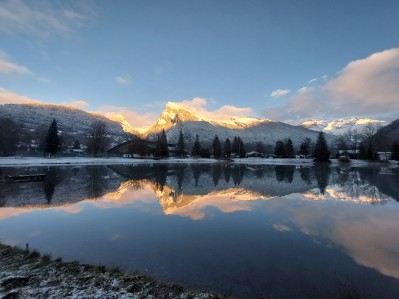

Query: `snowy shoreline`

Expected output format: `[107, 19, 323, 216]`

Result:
[0, 156, 397, 167]
[0, 243, 224, 299]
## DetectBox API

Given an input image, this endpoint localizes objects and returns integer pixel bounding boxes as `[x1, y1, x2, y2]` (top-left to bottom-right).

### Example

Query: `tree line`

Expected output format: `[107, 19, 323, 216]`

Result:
[0, 116, 110, 157]
[1, 115, 399, 161]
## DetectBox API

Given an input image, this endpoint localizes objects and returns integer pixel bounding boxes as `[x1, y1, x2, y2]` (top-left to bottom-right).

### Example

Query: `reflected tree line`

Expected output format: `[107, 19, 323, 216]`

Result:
[161, 164, 398, 202]
[6, 164, 396, 207]
[32, 166, 123, 204]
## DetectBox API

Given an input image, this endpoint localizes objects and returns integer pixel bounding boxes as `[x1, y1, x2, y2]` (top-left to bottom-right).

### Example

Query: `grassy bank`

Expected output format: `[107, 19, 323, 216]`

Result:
[0, 243, 228, 299]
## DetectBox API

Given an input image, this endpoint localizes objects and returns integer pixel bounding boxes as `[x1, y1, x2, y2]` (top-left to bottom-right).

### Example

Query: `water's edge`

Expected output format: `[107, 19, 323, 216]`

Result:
[0, 243, 228, 299]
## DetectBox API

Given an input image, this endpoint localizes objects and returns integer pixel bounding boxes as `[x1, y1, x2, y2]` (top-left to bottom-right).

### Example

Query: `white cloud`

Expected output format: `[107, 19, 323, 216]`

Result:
[0, 0, 95, 38]
[297, 86, 313, 94]
[173, 97, 253, 120]
[0, 88, 40, 104]
[115, 76, 131, 85]
[308, 78, 318, 84]
[96, 105, 157, 131]
[324, 48, 399, 115]
[271, 89, 291, 97]
[64, 100, 89, 110]
[264, 48, 399, 123]
[0, 52, 30, 74]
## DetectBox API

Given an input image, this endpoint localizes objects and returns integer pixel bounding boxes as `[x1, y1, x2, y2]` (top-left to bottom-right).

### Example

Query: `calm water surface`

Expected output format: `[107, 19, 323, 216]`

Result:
[1, 164, 399, 298]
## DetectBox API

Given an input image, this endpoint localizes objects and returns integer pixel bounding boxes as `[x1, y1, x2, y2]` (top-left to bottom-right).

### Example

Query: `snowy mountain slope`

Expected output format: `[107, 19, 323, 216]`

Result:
[0, 103, 133, 145]
[108, 114, 144, 136]
[145, 102, 326, 147]
[300, 118, 386, 135]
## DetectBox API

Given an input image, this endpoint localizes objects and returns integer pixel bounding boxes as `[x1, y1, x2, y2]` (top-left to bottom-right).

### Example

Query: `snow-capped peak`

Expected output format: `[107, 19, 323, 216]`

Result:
[214, 117, 274, 129]
[300, 117, 386, 135]
[107, 114, 138, 134]
[165, 101, 184, 111]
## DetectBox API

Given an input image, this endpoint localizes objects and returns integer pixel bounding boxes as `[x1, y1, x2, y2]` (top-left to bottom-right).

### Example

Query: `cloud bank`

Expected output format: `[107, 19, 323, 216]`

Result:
[0, 88, 39, 104]
[264, 48, 399, 123]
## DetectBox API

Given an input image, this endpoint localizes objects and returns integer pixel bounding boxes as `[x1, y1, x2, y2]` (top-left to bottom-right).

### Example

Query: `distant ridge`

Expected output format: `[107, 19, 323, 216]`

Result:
[300, 117, 386, 135]
[0, 103, 132, 146]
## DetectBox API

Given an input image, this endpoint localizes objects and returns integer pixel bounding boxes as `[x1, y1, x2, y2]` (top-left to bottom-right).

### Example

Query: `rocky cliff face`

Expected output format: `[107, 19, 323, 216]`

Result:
[144, 102, 325, 147]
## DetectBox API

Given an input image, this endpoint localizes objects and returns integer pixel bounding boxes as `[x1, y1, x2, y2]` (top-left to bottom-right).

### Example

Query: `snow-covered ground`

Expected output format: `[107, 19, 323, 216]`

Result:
[0, 156, 397, 167]
[0, 243, 220, 299]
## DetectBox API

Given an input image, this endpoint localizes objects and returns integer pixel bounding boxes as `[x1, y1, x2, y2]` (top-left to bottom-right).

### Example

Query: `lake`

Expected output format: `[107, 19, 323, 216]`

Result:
[1, 163, 399, 298]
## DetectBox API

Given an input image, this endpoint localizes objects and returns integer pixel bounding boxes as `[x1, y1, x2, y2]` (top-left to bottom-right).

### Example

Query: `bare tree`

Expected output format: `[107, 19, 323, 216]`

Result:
[344, 128, 361, 156]
[361, 123, 382, 160]
[87, 121, 109, 156]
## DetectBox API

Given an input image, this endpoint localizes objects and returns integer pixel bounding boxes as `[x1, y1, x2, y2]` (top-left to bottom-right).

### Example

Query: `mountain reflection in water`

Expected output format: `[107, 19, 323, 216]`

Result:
[1, 164, 398, 211]
[1, 164, 399, 298]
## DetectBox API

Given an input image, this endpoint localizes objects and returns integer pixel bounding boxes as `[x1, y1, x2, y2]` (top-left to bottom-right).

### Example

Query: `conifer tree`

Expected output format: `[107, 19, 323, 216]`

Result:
[238, 137, 246, 157]
[223, 138, 231, 157]
[274, 140, 285, 157]
[285, 138, 294, 158]
[176, 129, 185, 157]
[299, 138, 311, 156]
[45, 119, 60, 157]
[358, 142, 367, 160]
[192, 134, 201, 157]
[313, 131, 330, 162]
[212, 135, 222, 158]
[154, 134, 161, 158]
[159, 129, 169, 157]
[232, 136, 239, 155]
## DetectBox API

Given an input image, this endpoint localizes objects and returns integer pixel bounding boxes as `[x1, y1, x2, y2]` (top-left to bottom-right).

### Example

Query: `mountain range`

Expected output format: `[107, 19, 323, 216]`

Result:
[143, 102, 325, 147]
[0, 102, 390, 148]
[300, 118, 386, 135]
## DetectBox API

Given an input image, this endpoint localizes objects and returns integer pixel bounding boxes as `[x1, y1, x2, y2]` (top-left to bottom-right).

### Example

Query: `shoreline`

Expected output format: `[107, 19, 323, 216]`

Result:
[0, 156, 397, 167]
[0, 243, 227, 299]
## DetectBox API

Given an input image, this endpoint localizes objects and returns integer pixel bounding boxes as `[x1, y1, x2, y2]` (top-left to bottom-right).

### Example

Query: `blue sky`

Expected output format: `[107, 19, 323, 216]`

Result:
[0, 0, 399, 128]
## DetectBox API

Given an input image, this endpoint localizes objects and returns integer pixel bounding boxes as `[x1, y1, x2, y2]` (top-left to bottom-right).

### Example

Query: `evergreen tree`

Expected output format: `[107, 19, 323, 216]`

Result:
[313, 132, 330, 162]
[0, 117, 20, 156]
[223, 138, 231, 157]
[212, 135, 222, 158]
[358, 142, 367, 160]
[159, 130, 169, 157]
[391, 141, 399, 161]
[232, 136, 239, 155]
[154, 134, 161, 158]
[274, 140, 285, 157]
[192, 134, 201, 157]
[285, 138, 294, 158]
[299, 139, 311, 156]
[238, 137, 246, 157]
[176, 129, 185, 157]
[45, 119, 60, 157]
